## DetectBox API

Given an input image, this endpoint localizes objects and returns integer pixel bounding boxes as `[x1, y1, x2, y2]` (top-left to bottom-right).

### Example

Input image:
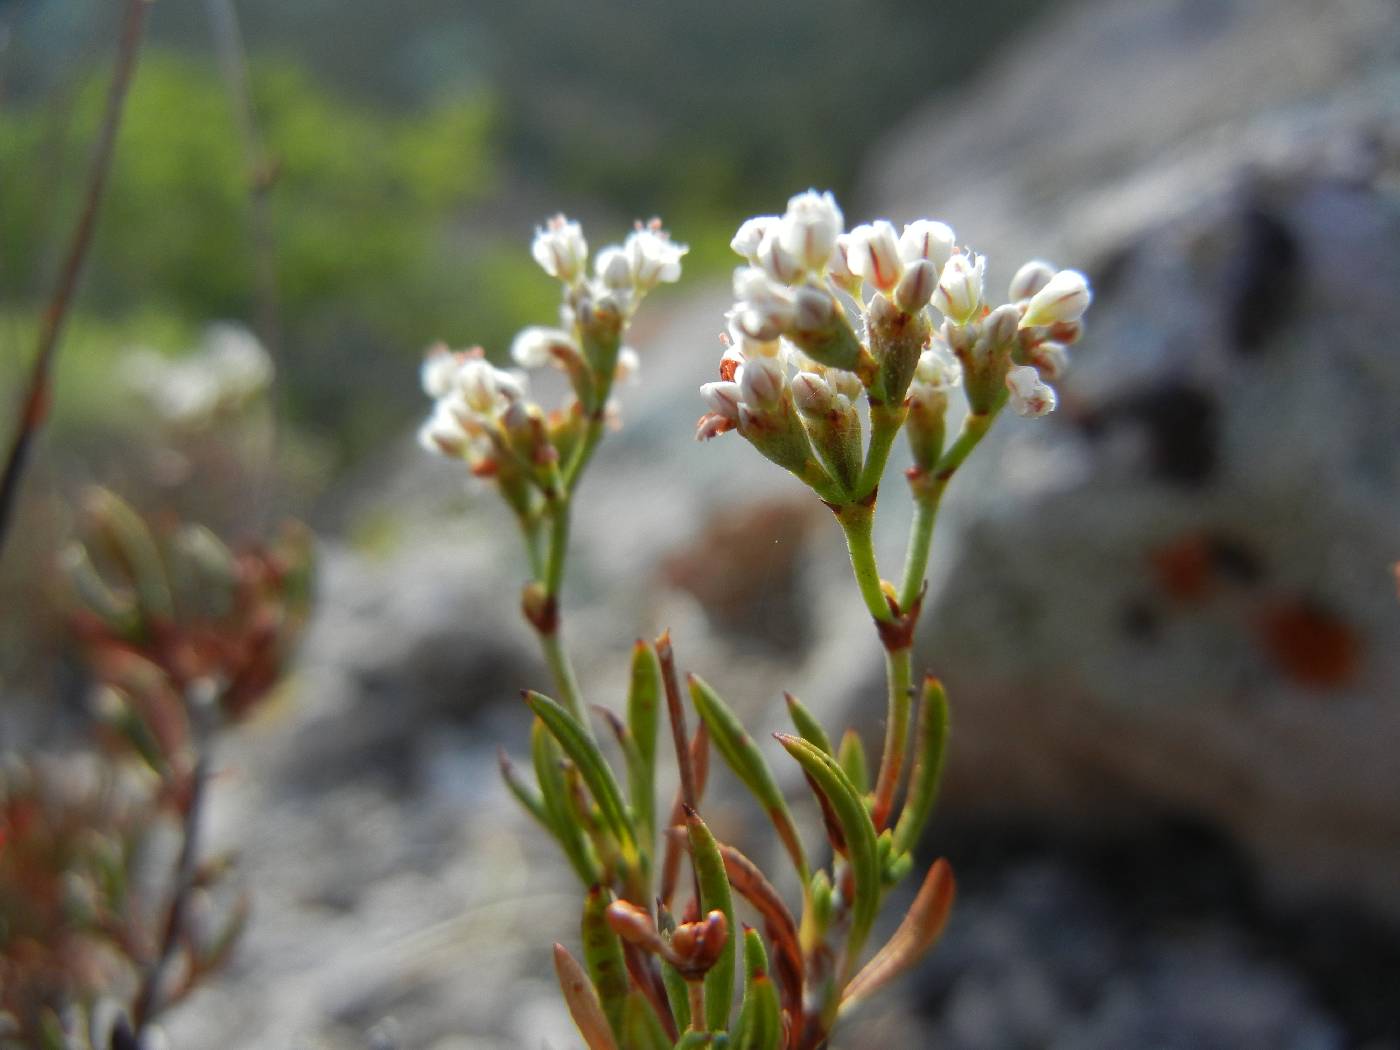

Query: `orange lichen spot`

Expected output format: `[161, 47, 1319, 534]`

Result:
[1256, 598, 1362, 690]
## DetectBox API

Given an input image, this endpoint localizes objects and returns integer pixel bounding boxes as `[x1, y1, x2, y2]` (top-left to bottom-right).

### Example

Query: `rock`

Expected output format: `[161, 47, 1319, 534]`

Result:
[852, 0, 1400, 914]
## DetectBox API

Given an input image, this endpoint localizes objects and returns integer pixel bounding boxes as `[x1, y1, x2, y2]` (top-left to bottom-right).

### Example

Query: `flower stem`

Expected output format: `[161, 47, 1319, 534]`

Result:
[871, 644, 912, 830]
[855, 402, 905, 501]
[835, 503, 893, 625]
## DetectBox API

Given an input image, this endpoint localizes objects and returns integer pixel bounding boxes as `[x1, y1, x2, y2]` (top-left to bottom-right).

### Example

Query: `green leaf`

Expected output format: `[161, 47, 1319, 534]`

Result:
[627, 640, 663, 851]
[837, 729, 870, 796]
[891, 677, 950, 857]
[775, 734, 880, 983]
[498, 746, 551, 831]
[622, 989, 673, 1050]
[733, 949, 782, 1050]
[598, 706, 652, 884]
[582, 887, 630, 1040]
[661, 958, 691, 1033]
[686, 808, 737, 1033]
[527, 691, 638, 865]
[783, 692, 833, 756]
[532, 718, 602, 886]
[689, 674, 807, 881]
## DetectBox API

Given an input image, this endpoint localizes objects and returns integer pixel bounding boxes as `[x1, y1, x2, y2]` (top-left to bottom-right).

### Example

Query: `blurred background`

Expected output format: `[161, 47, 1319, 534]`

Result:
[2, 0, 1399, 1047]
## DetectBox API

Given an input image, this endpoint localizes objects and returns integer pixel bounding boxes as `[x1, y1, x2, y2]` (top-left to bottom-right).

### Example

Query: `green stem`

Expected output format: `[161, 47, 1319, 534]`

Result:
[871, 645, 912, 830]
[855, 402, 905, 501]
[539, 626, 586, 724]
[897, 490, 943, 613]
[836, 504, 893, 625]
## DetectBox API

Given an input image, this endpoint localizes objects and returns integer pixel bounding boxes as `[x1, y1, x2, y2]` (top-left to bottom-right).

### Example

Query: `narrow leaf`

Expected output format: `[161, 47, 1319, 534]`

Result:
[660, 723, 710, 907]
[837, 730, 869, 797]
[553, 943, 622, 1050]
[840, 858, 956, 1014]
[689, 674, 807, 881]
[733, 974, 782, 1050]
[527, 691, 638, 863]
[498, 746, 550, 831]
[775, 734, 880, 983]
[628, 640, 663, 848]
[598, 705, 652, 882]
[662, 957, 691, 1033]
[623, 989, 673, 1050]
[532, 719, 602, 885]
[783, 692, 833, 756]
[685, 808, 737, 1033]
[890, 677, 950, 857]
[583, 886, 630, 1039]
[718, 844, 803, 1030]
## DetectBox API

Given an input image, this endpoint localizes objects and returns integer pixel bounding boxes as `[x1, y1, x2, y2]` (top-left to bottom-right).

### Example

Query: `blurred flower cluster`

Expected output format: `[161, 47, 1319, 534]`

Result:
[1, 491, 312, 1049]
[122, 327, 273, 430]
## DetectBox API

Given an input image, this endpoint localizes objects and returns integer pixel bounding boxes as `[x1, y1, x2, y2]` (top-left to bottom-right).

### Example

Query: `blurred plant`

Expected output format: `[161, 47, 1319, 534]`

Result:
[0, 491, 313, 1048]
[423, 194, 1089, 1048]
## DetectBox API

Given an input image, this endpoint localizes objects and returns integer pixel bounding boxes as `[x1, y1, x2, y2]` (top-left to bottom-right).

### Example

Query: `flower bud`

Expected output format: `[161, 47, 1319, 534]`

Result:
[418, 401, 469, 458]
[779, 189, 844, 272]
[1008, 259, 1056, 302]
[669, 909, 729, 978]
[1027, 341, 1070, 381]
[731, 215, 779, 262]
[420, 342, 461, 398]
[906, 380, 950, 471]
[787, 284, 866, 374]
[898, 220, 956, 271]
[739, 355, 786, 409]
[1006, 364, 1058, 417]
[846, 220, 903, 293]
[625, 221, 687, 289]
[893, 258, 937, 314]
[732, 268, 796, 341]
[701, 380, 743, 422]
[594, 245, 633, 290]
[792, 283, 836, 331]
[827, 235, 863, 295]
[531, 214, 588, 284]
[791, 371, 835, 416]
[510, 326, 578, 370]
[983, 302, 1021, 349]
[756, 227, 803, 284]
[933, 252, 986, 324]
[1019, 268, 1091, 328]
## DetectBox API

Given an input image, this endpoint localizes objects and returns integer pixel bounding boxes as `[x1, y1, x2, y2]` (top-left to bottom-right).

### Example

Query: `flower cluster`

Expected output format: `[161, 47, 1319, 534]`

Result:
[698, 191, 1091, 496]
[419, 216, 682, 525]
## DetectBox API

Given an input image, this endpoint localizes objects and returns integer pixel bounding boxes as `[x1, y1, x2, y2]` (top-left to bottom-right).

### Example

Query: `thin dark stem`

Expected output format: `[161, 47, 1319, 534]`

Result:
[132, 738, 211, 1033]
[0, 0, 149, 561]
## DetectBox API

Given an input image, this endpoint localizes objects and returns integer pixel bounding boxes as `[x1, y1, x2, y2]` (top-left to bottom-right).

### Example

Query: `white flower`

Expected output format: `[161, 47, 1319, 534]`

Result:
[893, 259, 937, 314]
[1008, 259, 1056, 303]
[511, 327, 578, 370]
[731, 267, 796, 341]
[421, 343, 462, 397]
[731, 216, 779, 262]
[625, 221, 687, 289]
[737, 354, 786, 408]
[898, 220, 956, 272]
[791, 371, 835, 415]
[914, 345, 963, 389]
[846, 221, 903, 293]
[531, 214, 588, 284]
[595, 245, 634, 290]
[418, 400, 470, 457]
[1019, 269, 1092, 328]
[755, 226, 804, 284]
[792, 284, 837, 332]
[1027, 341, 1070, 382]
[934, 252, 986, 325]
[1006, 364, 1057, 417]
[827, 236, 861, 292]
[778, 190, 844, 273]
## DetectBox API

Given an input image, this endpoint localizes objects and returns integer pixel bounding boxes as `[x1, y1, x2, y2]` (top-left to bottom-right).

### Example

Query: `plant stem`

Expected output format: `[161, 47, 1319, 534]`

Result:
[539, 627, 586, 723]
[0, 0, 149, 561]
[897, 489, 943, 613]
[870, 645, 912, 830]
[836, 503, 893, 625]
[854, 403, 904, 501]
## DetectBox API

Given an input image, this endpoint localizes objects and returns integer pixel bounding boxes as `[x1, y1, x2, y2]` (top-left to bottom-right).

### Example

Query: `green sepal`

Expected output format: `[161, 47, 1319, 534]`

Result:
[783, 693, 833, 756]
[583, 886, 630, 1040]
[627, 640, 662, 850]
[689, 675, 807, 882]
[686, 808, 737, 1033]
[622, 989, 672, 1050]
[776, 734, 880, 981]
[526, 691, 639, 865]
[532, 718, 602, 885]
[837, 729, 869, 797]
[891, 677, 950, 857]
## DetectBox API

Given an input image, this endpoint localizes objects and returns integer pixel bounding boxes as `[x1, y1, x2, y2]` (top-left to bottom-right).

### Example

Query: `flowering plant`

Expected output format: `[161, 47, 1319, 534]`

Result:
[420, 192, 1089, 1049]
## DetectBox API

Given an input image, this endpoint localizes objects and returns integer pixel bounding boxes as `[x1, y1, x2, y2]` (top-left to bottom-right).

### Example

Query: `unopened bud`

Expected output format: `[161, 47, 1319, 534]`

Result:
[791, 371, 835, 417]
[701, 380, 743, 422]
[595, 245, 634, 290]
[511, 327, 578, 370]
[756, 229, 803, 285]
[1019, 269, 1091, 328]
[983, 303, 1021, 349]
[898, 220, 956, 271]
[792, 284, 836, 331]
[731, 215, 779, 262]
[933, 252, 986, 325]
[669, 909, 729, 977]
[1027, 341, 1070, 381]
[827, 235, 863, 295]
[1008, 259, 1056, 302]
[739, 355, 786, 409]
[421, 342, 461, 398]
[779, 189, 844, 273]
[893, 258, 937, 314]
[846, 220, 903, 293]
[787, 285, 866, 374]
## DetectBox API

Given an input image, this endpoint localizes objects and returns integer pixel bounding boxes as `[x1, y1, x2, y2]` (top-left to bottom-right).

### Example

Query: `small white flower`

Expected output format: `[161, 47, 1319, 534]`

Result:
[701, 380, 743, 422]
[421, 343, 461, 398]
[791, 371, 835, 415]
[1006, 364, 1058, 417]
[778, 190, 844, 273]
[738, 354, 786, 408]
[846, 221, 903, 293]
[1019, 269, 1092, 328]
[595, 245, 634, 290]
[531, 214, 588, 284]
[755, 227, 804, 285]
[827, 236, 861, 292]
[898, 220, 956, 272]
[983, 303, 1021, 348]
[731, 268, 796, 341]
[510, 327, 578, 370]
[914, 345, 963, 389]
[625, 221, 687, 289]
[418, 400, 470, 457]
[792, 284, 837, 332]
[934, 252, 986, 325]
[731, 216, 779, 262]
[1027, 341, 1070, 382]
[827, 368, 864, 401]
[1008, 259, 1056, 303]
